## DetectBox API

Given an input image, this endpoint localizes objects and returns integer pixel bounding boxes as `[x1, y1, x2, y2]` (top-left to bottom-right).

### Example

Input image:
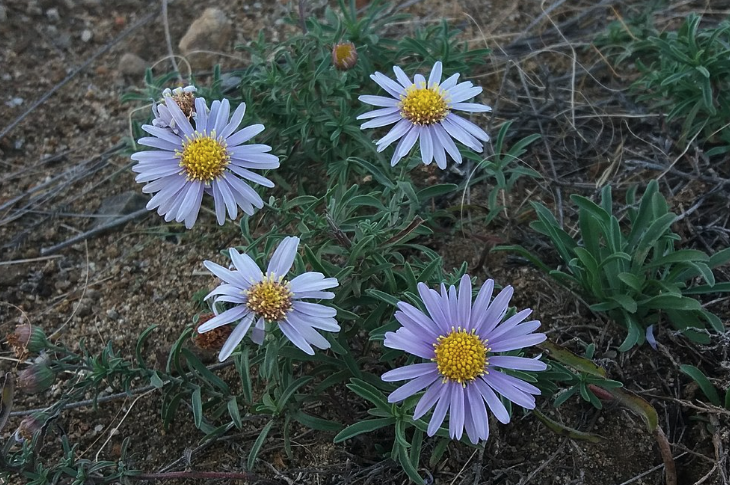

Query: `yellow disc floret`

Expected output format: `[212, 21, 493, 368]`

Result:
[245, 273, 294, 322]
[177, 133, 230, 182]
[433, 327, 489, 384]
[399, 83, 449, 125]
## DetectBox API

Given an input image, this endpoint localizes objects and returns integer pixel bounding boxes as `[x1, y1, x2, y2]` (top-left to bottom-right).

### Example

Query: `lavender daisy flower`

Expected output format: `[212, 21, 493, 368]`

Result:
[198, 236, 340, 361]
[357, 61, 491, 169]
[152, 85, 197, 134]
[382, 275, 547, 444]
[132, 96, 279, 228]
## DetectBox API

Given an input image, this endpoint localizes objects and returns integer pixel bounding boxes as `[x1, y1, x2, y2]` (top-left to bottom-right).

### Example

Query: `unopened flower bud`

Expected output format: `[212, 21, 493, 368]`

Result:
[332, 42, 358, 71]
[163, 85, 197, 118]
[6, 324, 48, 359]
[14, 413, 48, 442]
[17, 364, 55, 394]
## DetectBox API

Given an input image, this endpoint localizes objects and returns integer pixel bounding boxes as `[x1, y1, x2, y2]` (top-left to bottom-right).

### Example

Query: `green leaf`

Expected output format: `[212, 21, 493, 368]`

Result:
[606, 387, 659, 432]
[365, 288, 401, 307]
[683, 282, 730, 295]
[150, 371, 165, 389]
[347, 379, 391, 416]
[333, 417, 396, 443]
[397, 440, 425, 484]
[709, 247, 730, 268]
[247, 420, 274, 470]
[618, 272, 644, 292]
[679, 364, 721, 406]
[638, 294, 702, 310]
[610, 294, 637, 313]
[293, 410, 343, 432]
[618, 316, 643, 352]
[192, 387, 203, 429]
[348, 157, 395, 189]
[416, 184, 457, 201]
[276, 376, 314, 414]
[181, 348, 230, 393]
[644, 249, 709, 268]
[533, 409, 602, 442]
[135, 325, 158, 369]
[228, 397, 243, 429]
[540, 341, 606, 377]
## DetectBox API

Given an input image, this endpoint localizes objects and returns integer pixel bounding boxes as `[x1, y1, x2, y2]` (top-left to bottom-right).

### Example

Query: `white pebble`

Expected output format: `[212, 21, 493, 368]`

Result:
[81, 29, 93, 42]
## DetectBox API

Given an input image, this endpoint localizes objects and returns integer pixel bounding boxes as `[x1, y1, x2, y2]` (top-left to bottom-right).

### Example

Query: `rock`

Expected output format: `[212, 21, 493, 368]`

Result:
[81, 29, 93, 42]
[118, 52, 147, 76]
[0, 5, 7, 22]
[178, 8, 231, 70]
[46, 7, 59, 22]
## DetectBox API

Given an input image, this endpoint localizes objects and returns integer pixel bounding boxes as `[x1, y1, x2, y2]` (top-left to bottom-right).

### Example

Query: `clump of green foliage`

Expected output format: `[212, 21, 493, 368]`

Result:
[497, 180, 730, 350]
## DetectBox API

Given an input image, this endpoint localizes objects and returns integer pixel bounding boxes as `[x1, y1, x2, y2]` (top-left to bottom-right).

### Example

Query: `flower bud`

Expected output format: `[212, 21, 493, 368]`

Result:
[6, 324, 48, 359]
[14, 413, 48, 442]
[17, 364, 55, 394]
[332, 42, 358, 71]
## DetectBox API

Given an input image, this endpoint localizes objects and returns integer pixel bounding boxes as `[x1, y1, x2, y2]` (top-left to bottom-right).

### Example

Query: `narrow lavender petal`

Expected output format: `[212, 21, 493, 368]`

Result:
[432, 123, 462, 163]
[390, 135, 408, 166]
[233, 144, 272, 153]
[484, 371, 537, 409]
[383, 330, 434, 359]
[447, 114, 490, 142]
[396, 125, 419, 158]
[393, 310, 439, 344]
[358, 95, 399, 107]
[414, 74, 426, 87]
[292, 290, 335, 300]
[140, 124, 184, 144]
[489, 356, 547, 371]
[218, 313, 255, 361]
[279, 321, 315, 355]
[427, 382, 452, 436]
[487, 308, 532, 342]
[428, 61, 443, 87]
[173, 182, 202, 222]
[463, 390, 478, 444]
[474, 377, 510, 424]
[194, 98, 208, 131]
[228, 249, 263, 285]
[489, 333, 546, 353]
[452, 102, 492, 113]
[220, 102, 246, 139]
[493, 320, 542, 342]
[371, 72, 404, 98]
[204, 283, 245, 300]
[251, 317, 265, 345]
[198, 306, 248, 332]
[448, 86, 483, 104]
[476, 286, 514, 337]
[393, 66, 413, 89]
[211, 182, 226, 225]
[179, 183, 205, 228]
[203, 260, 240, 286]
[137, 136, 181, 151]
[227, 165, 275, 188]
[457, 275, 472, 329]
[154, 183, 186, 216]
[374, 119, 410, 151]
[207, 100, 221, 133]
[226, 124, 265, 147]
[449, 384, 465, 440]
[215, 179, 239, 219]
[142, 175, 186, 196]
[441, 117, 482, 151]
[417, 283, 450, 334]
[292, 301, 337, 318]
[165, 97, 194, 137]
[413, 381, 444, 420]
[382, 363, 438, 382]
[288, 309, 340, 332]
[135, 167, 182, 184]
[224, 175, 264, 210]
[646, 325, 658, 350]
[446, 285, 459, 328]
[490, 370, 542, 395]
[290, 272, 338, 293]
[360, 113, 402, 129]
[356, 107, 400, 120]
[396, 302, 439, 334]
[131, 150, 179, 162]
[295, 323, 331, 350]
[267, 236, 300, 276]
[469, 280, 494, 330]
[440, 73, 460, 91]
[387, 372, 440, 403]
[211, 294, 247, 305]
[419, 126, 434, 165]
[466, 384, 489, 443]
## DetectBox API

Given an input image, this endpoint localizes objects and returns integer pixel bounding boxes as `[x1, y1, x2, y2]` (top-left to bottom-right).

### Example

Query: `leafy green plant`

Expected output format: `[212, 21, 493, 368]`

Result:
[496, 180, 730, 350]
[599, 13, 730, 155]
[680, 364, 730, 410]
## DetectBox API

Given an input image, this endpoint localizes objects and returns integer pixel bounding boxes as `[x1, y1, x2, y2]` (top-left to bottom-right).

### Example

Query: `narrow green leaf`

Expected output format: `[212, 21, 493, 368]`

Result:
[397, 441, 424, 484]
[135, 325, 158, 369]
[540, 341, 606, 377]
[181, 348, 230, 393]
[638, 294, 702, 310]
[228, 397, 243, 429]
[293, 410, 343, 432]
[333, 417, 396, 443]
[276, 376, 313, 414]
[247, 420, 274, 470]
[192, 387, 203, 429]
[533, 409, 602, 442]
[680, 364, 721, 406]
[606, 387, 658, 432]
[347, 379, 391, 415]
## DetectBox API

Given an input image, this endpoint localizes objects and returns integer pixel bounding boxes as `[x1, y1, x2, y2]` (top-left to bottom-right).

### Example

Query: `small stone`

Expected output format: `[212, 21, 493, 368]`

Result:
[178, 8, 231, 70]
[0, 5, 7, 22]
[118, 52, 147, 76]
[46, 8, 60, 22]
[6, 97, 23, 108]
[81, 29, 93, 43]
[1, 73, 10, 81]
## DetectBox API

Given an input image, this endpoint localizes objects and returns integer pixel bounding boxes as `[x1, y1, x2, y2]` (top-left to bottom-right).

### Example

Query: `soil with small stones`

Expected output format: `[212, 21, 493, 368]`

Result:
[1, 0, 729, 484]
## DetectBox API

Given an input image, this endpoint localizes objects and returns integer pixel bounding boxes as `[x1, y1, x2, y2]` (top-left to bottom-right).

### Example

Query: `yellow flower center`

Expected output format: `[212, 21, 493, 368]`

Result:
[399, 84, 449, 125]
[433, 327, 489, 384]
[177, 133, 230, 182]
[245, 273, 293, 322]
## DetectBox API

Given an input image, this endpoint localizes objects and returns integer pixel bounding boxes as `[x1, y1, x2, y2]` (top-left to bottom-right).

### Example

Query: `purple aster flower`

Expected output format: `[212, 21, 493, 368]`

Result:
[198, 236, 340, 361]
[357, 61, 491, 169]
[131, 96, 279, 228]
[382, 275, 547, 444]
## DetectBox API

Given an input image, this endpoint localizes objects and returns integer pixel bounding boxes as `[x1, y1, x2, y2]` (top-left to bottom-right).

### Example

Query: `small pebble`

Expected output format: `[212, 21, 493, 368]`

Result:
[46, 8, 60, 22]
[0, 5, 7, 22]
[81, 29, 93, 42]
[6, 97, 23, 107]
